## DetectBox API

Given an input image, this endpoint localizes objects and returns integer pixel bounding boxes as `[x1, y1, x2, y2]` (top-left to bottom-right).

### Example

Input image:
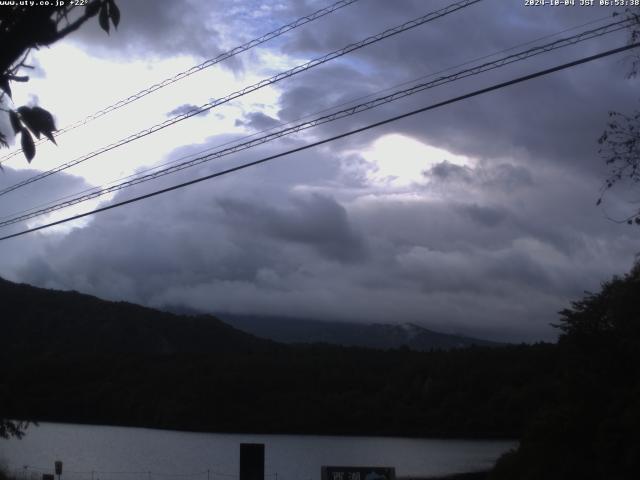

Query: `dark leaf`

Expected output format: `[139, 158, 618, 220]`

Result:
[99, 3, 110, 33]
[17, 106, 40, 139]
[9, 110, 22, 134]
[31, 106, 57, 144]
[596, 198, 602, 206]
[86, 0, 101, 17]
[17, 106, 57, 143]
[43, 130, 57, 145]
[0, 131, 7, 149]
[0, 76, 12, 98]
[108, 0, 120, 28]
[21, 129, 35, 163]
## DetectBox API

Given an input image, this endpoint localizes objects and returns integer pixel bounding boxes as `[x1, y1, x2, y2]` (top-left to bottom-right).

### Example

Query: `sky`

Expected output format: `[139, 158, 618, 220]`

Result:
[0, 0, 639, 342]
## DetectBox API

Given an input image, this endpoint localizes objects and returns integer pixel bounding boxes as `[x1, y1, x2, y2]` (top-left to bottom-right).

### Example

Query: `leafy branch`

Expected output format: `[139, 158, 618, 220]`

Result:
[597, 7, 640, 225]
[0, 0, 120, 164]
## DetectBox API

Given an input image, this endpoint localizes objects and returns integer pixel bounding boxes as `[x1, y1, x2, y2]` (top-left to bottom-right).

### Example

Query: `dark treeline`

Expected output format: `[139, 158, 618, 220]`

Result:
[490, 263, 640, 479]
[1, 264, 640, 478]
[2, 344, 558, 439]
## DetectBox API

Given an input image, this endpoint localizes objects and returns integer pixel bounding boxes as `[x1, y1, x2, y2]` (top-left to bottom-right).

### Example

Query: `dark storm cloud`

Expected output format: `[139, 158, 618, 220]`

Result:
[64, 0, 340, 68]
[276, 63, 377, 123]
[67, 0, 225, 60]
[429, 161, 473, 182]
[427, 161, 534, 191]
[10, 139, 353, 304]
[167, 104, 210, 117]
[218, 193, 368, 263]
[234, 111, 281, 131]
[272, 0, 635, 173]
[0, 166, 90, 219]
[456, 203, 509, 228]
[283, 0, 610, 81]
[0, 166, 93, 285]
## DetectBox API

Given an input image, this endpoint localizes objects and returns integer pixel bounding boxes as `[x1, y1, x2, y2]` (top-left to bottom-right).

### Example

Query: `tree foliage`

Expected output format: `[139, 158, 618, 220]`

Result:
[597, 8, 640, 224]
[0, 419, 29, 440]
[0, 0, 120, 163]
[491, 262, 640, 479]
[556, 261, 640, 346]
[598, 110, 640, 225]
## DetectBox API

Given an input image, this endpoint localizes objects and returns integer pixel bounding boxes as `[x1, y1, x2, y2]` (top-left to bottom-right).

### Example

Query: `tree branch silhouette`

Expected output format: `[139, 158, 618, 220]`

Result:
[0, 0, 120, 163]
[0, 0, 119, 440]
[598, 8, 640, 225]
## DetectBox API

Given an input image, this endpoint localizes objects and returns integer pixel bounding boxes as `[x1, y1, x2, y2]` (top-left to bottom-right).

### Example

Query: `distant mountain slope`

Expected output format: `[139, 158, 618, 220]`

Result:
[0, 277, 274, 355]
[215, 313, 503, 350]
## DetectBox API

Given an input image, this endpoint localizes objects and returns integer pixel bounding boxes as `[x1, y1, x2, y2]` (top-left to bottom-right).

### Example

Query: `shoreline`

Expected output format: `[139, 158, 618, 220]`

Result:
[402, 473, 488, 480]
[13, 418, 516, 442]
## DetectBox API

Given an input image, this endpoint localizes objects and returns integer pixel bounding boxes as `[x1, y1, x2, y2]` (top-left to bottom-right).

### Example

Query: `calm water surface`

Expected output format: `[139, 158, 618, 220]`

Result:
[0, 423, 515, 480]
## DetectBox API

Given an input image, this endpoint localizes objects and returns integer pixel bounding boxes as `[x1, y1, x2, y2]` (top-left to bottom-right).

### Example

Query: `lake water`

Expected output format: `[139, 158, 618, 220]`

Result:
[0, 423, 515, 480]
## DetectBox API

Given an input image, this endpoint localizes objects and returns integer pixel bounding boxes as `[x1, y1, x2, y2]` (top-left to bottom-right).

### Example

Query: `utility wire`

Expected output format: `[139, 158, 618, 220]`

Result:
[2, 10, 615, 226]
[3, 10, 616, 222]
[1, 7, 620, 220]
[0, 0, 361, 164]
[0, 16, 631, 228]
[0, 0, 483, 198]
[0, 12, 616, 219]
[1, 42, 636, 242]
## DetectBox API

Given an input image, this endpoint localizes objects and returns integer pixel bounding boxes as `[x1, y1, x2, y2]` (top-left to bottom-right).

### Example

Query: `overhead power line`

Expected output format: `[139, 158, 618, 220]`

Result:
[0, 16, 631, 229]
[0, 13, 620, 225]
[0, 0, 361, 164]
[1, 42, 636, 243]
[0, 0, 483, 198]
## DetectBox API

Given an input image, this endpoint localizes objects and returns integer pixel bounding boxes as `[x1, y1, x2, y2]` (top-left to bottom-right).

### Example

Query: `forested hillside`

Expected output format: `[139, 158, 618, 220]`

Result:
[216, 313, 502, 350]
[1, 276, 552, 439]
[0, 277, 273, 354]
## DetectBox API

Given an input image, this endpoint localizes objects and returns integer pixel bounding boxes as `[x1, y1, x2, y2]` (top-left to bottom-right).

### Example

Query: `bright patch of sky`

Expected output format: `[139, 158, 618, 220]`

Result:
[5, 43, 283, 186]
[358, 133, 475, 187]
[2, 28, 454, 230]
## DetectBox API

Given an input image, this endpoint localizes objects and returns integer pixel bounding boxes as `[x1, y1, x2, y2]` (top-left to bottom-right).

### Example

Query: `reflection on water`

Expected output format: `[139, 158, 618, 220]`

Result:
[0, 423, 516, 480]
